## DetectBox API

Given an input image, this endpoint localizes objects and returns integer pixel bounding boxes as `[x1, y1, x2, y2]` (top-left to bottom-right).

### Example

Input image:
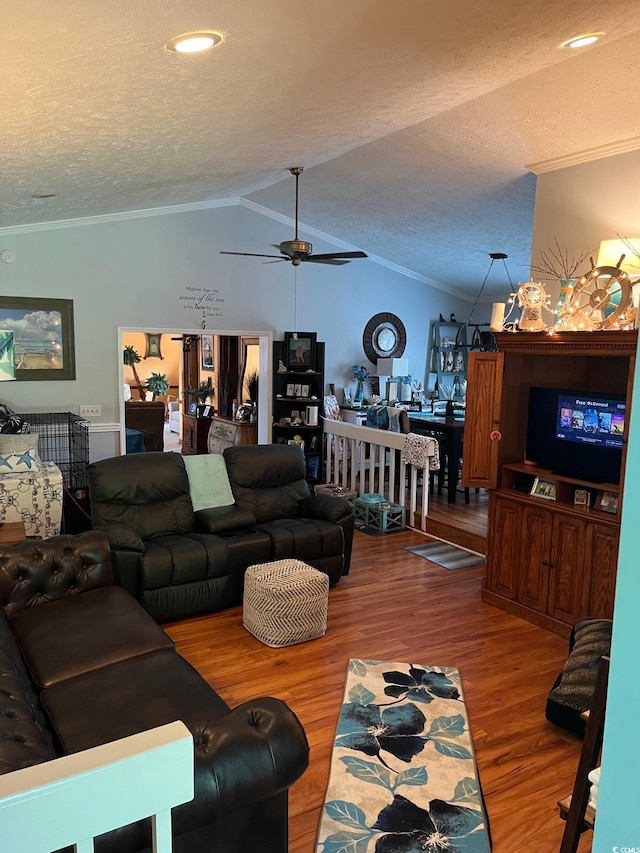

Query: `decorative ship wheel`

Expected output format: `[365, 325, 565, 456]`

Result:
[559, 264, 633, 330]
[507, 281, 551, 331]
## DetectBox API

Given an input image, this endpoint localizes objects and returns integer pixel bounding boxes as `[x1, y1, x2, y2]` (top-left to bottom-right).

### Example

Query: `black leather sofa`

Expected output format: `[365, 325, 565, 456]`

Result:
[87, 444, 354, 623]
[0, 531, 309, 853]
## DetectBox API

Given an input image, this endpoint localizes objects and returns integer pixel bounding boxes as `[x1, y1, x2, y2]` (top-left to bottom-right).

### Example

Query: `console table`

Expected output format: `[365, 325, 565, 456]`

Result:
[207, 416, 257, 455]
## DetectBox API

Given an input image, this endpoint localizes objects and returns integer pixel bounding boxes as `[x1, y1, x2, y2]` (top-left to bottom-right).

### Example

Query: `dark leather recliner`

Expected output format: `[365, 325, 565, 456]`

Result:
[88, 447, 353, 623]
[224, 443, 354, 580]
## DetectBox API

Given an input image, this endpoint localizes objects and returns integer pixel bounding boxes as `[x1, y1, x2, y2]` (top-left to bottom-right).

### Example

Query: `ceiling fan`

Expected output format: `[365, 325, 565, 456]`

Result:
[220, 166, 368, 266]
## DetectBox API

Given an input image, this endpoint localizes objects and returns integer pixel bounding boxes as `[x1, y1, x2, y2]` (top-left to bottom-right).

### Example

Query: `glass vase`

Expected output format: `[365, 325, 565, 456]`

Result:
[554, 278, 576, 325]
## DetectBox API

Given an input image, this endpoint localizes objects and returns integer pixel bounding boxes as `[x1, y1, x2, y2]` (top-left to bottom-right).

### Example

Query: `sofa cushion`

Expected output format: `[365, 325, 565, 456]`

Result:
[0, 609, 58, 775]
[139, 533, 231, 589]
[88, 452, 195, 538]
[256, 518, 344, 562]
[9, 586, 174, 689]
[0, 531, 114, 618]
[40, 650, 230, 754]
[225, 445, 310, 522]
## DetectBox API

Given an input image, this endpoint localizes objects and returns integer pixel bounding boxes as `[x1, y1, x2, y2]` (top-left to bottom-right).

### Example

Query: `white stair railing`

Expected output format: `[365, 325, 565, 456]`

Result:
[0, 721, 193, 853]
[322, 420, 433, 531]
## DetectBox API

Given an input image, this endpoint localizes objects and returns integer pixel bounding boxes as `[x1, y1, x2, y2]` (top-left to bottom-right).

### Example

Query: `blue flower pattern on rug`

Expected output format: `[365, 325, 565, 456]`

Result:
[316, 659, 491, 853]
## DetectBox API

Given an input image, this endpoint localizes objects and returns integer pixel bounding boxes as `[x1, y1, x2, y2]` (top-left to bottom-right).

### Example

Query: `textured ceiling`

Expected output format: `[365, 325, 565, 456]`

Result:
[3, 0, 640, 298]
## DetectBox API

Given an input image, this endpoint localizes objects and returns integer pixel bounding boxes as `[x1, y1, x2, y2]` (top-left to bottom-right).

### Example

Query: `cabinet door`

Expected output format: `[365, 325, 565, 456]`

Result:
[486, 496, 521, 599]
[547, 514, 589, 624]
[462, 351, 504, 489]
[518, 504, 553, 613]
[587, 523, 619, 619]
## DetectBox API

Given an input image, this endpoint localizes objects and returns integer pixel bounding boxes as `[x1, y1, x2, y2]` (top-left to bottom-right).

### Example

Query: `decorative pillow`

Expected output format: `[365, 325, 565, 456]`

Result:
[0, 433, 41, 473]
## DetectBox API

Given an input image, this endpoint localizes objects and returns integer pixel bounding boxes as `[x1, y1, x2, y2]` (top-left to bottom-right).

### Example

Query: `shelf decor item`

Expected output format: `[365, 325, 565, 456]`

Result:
[530, 476, 557, 500]
[352, 364, 369, 404]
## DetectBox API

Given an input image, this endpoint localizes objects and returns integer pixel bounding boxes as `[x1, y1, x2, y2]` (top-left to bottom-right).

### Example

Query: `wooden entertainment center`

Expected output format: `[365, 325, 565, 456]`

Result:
[464, 330, 636, 637]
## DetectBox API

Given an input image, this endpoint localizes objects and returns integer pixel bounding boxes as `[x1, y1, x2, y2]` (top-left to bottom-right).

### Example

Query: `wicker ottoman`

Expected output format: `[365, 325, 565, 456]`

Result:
[243, 559, 329, 647]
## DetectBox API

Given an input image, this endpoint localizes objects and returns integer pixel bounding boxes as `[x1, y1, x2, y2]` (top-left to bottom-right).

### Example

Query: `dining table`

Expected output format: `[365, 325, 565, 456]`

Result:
[408, 411, 466, 503]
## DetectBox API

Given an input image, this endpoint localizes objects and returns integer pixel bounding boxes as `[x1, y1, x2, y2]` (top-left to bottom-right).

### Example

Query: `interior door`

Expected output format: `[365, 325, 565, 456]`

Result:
[462, 351, 504, 489]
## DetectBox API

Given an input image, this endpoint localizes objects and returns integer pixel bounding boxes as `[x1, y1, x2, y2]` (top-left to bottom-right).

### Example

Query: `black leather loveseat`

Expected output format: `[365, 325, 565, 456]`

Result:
[0, 531, 309, 853]
[88, 444, 354, 622]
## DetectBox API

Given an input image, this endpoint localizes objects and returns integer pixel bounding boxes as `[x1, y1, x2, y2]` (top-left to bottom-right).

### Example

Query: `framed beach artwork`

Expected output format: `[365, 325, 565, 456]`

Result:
[0, 297, 76, 381]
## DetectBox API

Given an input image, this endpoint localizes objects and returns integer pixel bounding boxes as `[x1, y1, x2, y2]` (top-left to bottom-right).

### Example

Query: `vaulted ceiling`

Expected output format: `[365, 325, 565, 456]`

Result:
[4, 1, 640, 298]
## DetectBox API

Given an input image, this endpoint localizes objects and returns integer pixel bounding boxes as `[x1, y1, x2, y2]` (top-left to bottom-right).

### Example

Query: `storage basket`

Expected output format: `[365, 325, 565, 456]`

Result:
[243, 559, 329, 647]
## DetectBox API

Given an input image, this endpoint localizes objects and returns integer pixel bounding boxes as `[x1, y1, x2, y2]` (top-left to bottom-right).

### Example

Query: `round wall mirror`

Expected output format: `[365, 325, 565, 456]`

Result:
[362, 313, 407, 363]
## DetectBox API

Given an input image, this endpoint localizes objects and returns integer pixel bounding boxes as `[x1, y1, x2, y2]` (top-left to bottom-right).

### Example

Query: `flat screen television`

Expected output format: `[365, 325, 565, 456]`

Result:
[525, 387, 626, 484]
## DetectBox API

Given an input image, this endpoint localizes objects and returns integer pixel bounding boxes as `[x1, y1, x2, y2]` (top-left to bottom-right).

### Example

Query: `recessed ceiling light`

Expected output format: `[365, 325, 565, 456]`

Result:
[561, 32, 604, 49]
[165, 31, 222, 54]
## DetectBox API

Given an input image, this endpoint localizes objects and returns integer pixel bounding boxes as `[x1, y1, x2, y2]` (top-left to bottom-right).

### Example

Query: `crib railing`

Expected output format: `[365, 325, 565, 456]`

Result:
[322, 420, 432, 531]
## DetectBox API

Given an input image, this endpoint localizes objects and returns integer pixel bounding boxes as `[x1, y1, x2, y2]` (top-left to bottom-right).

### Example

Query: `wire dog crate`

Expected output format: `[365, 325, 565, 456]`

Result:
[17, 412, 90, 493]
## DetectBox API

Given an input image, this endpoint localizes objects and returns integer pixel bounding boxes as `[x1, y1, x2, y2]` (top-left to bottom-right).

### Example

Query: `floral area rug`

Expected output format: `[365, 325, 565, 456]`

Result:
[315, 659, 491, 853]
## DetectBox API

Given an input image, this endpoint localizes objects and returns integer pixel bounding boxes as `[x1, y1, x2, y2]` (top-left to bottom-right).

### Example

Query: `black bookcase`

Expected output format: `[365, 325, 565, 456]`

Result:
[272, 340, 325, 488]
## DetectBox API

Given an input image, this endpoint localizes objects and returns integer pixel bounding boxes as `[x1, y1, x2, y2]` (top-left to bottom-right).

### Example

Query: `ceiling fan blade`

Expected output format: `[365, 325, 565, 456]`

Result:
[220, 251, 285, 259]
[301, 256, 351, 265]
[307, 251, 368, 261]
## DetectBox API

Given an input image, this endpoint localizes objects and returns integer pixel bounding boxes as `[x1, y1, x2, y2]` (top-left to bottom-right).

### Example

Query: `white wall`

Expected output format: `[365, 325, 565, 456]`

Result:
[531, 149, 640, 304]
[0, 203, 470, 434]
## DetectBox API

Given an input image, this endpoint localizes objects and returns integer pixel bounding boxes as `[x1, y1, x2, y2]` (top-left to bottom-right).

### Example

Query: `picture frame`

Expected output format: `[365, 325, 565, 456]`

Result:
[306, 455, 320, 480]
[386, 379, 399, 403]
[283, 331, 317, 371]
[286, 383, 295, 397]
[187, 401, 197, 415]
[309, 434, 318, 450]
[288, 438, 305, 452]
[294, 383, 302, 397]
[144, 333, 163, 360]
[530, 476, 557, 500]
[201, 334, 214, 370]
[595, 490, 618, 514]
[0, 296, 76, 381]
[301, 384, 310, 398]
[573, 488, 591, 508]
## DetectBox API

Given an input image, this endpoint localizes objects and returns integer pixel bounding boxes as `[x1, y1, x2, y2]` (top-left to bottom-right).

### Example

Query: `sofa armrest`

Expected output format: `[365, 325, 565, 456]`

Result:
[195, 506, 256, 535]
[186, 697, 309, 823]
[299, 494, 353, 523]
[93, 523, 145, 553]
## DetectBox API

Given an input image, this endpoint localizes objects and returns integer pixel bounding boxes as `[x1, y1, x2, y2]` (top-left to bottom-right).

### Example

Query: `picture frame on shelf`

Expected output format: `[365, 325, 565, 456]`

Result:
[283, 331, 317, 370]
[286, 383, 295, 397]
[0, 296, 76, 381]
[573, 488, 591, 507]
[306, 455, 320, 480]
[301, 384, 310, 398]
[294, 383, 302, 397]
[594, 490, 618, 513]
[187, 401, 197, 415]
[386, 380, 399, 403]
[530, 476, 557, 500]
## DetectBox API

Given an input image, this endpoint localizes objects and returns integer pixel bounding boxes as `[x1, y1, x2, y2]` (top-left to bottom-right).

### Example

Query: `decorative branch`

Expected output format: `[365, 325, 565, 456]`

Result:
[530, 237, 595, 281]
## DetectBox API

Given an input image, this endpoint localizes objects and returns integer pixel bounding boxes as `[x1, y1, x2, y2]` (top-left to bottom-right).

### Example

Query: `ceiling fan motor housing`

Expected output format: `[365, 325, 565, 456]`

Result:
[279, 239, 312, 256]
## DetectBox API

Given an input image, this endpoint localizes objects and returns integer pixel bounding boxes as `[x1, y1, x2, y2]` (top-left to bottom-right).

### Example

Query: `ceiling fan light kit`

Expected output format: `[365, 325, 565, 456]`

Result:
[221, 166, 368, 267]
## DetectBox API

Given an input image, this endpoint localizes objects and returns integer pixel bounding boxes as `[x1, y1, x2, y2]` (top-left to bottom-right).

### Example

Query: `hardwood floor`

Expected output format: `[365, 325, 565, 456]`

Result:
[164, 520, 592, 853]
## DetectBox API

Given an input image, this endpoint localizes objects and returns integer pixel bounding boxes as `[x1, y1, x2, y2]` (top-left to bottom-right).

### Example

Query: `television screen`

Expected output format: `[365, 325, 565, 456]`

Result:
[526, 387, 626, 484]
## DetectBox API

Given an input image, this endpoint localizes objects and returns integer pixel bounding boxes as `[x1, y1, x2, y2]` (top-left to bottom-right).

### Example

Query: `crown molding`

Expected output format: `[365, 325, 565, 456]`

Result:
[239, 199, 473, 301]
[0, 197, 239, 237]
[527, 136, 640, 174]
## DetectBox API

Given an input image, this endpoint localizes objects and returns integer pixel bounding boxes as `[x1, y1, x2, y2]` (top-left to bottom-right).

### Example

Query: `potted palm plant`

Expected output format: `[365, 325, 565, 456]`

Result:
[145, 372, 170, 401]
[123, 346, 146, 400]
